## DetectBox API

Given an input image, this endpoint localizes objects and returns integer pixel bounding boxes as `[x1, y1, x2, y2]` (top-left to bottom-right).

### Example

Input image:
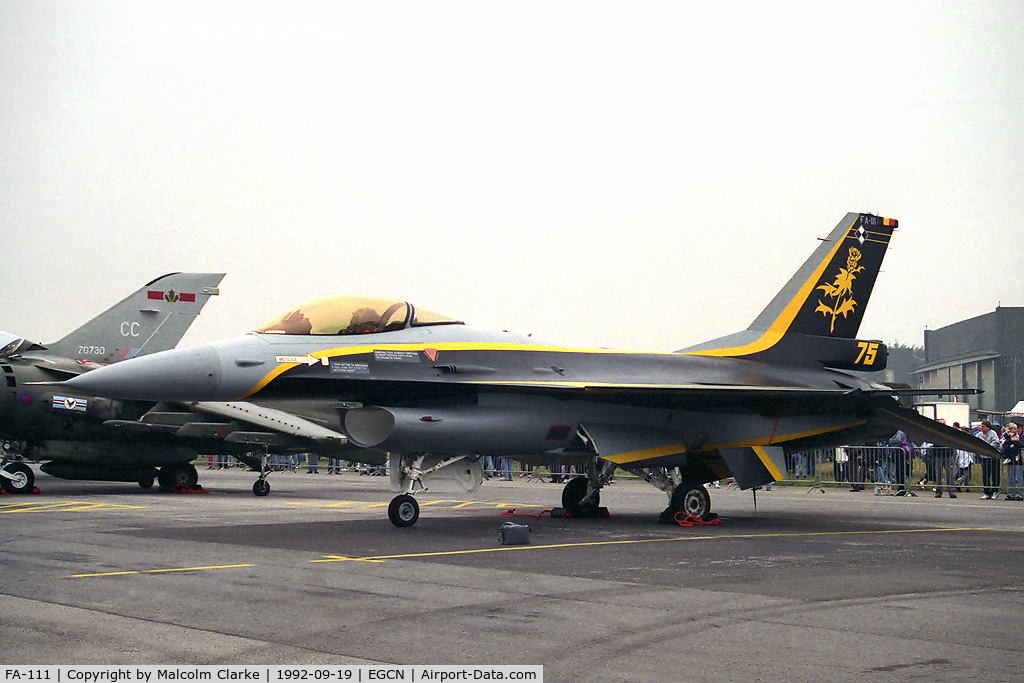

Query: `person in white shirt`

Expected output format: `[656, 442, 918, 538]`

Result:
[978, 421, 1002, 499]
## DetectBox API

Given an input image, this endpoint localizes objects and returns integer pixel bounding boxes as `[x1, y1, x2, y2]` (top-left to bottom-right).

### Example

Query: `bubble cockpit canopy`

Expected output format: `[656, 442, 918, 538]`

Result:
[0, 332, 25, 358]
[0, 332, 48, 358]
[253, 295, 463, 336]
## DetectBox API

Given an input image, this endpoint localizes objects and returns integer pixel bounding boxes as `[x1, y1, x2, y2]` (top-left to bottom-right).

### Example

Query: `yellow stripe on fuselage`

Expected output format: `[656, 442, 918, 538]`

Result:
[241, 341, 681, 398]
[239, 338, 858, 399]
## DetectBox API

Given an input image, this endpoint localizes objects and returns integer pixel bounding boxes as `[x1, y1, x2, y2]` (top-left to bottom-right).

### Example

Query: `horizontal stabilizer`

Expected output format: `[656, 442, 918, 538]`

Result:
[874, 404, 1001, 458]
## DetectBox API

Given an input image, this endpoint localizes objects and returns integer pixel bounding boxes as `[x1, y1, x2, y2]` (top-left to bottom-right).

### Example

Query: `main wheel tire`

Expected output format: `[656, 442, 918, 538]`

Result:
[670, 482, 712, 520]
[158, 463, 199, 491]
[138, 477, 154, 489]
[253, 479, 271, 496]
[1, 462, 34, 494]
[388, 494, 419, 527]
[561, 475, 599, 516]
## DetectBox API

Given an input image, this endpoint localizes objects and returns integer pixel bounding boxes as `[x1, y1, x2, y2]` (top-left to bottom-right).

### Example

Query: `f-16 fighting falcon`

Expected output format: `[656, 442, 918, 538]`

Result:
[64, 214, 999, 525]
[1, 273, 223, 492]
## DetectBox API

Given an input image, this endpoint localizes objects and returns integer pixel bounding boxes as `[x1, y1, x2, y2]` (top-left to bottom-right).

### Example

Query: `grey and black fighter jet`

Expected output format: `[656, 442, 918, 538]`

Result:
[0, 273, 223, 491]
[65, 214, 999, 524]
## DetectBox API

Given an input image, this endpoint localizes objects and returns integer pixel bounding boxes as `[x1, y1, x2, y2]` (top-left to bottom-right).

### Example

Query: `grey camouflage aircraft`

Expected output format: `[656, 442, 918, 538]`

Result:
[66, 214, 998, 525]
[0, 273, 224, 492]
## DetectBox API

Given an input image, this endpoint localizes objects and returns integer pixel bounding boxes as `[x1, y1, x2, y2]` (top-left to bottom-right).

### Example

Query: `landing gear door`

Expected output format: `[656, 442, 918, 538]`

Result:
[390, 453, 484, 493]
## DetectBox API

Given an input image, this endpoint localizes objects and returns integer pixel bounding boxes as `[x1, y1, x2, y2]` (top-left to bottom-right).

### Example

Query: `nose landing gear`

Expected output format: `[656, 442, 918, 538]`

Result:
[388, 494, 419, 527]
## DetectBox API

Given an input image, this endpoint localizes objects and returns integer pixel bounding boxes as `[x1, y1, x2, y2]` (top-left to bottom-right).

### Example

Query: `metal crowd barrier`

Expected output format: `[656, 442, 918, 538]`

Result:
[189, 450, 1021, 500]
[777, 445, 1019, 499]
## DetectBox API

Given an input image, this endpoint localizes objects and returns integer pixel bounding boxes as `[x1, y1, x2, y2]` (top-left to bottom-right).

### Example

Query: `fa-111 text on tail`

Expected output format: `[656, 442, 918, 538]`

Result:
[66, 214, 998, 524]
[0, 273, 226, 492]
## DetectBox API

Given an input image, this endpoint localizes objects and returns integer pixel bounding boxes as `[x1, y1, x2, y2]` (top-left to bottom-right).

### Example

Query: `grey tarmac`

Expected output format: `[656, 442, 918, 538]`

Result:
[2, 467, 1023, 682]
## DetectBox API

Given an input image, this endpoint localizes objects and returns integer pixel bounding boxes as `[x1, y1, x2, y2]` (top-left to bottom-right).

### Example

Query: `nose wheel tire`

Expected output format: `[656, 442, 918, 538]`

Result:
[388, 494, 420, 527]
[253, 479, 271, 496]
[1, 462, 34, 494]
[671, 482, 712, 521]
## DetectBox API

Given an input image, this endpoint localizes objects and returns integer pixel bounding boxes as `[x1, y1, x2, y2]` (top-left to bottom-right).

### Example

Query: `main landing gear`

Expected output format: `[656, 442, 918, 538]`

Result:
[669, 482, 712, 520]
[1, 442, 35, 494]
[554, 459, 616, 518]
[157, 462, 199, 491]
[0, 461, 35, 494]
[561, 475, 599, 515]
[621, 466, 714, 523]
[558, 473, 608, 518]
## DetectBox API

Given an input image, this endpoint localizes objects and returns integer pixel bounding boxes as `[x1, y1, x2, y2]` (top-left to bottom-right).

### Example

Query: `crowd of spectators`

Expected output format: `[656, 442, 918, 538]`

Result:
[794, 419, 1024, 500]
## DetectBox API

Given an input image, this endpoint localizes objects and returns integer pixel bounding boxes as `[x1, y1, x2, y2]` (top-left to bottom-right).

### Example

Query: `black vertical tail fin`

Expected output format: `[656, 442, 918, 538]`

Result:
[45, 273, 225, 362]
[682, 213, 896, 369]
[756, 212, 896, 338]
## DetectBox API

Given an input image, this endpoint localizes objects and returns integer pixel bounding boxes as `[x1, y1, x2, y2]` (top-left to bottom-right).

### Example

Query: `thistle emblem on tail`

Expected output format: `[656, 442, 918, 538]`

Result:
[815, 247, 863, 333]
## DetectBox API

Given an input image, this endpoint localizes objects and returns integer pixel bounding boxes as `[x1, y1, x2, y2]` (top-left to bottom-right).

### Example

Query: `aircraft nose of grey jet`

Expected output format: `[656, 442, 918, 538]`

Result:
[64, 343, 223, 401]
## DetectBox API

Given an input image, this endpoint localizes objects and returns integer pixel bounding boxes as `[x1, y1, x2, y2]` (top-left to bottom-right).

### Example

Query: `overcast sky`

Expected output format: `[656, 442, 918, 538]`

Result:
[2, 2, 1021, 353]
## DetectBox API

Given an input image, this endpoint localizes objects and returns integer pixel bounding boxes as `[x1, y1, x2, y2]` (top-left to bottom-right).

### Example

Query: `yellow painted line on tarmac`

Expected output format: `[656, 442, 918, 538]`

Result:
[310, 526, 996, 564]
[70, 564, 254, 578]
[53, 503, 147, 512]
[318, 555, 388, 563]
[0, 501, 147, 513]
[0, 502, 73, 512]
[286, 501, 362, 508]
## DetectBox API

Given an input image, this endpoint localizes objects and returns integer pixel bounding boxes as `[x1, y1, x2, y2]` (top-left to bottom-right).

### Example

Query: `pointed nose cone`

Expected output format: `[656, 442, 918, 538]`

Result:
[64, 343, 223, 401]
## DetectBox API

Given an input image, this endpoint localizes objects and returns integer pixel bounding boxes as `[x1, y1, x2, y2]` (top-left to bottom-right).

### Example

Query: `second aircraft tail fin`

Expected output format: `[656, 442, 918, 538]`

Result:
[45, 273, 225, 363]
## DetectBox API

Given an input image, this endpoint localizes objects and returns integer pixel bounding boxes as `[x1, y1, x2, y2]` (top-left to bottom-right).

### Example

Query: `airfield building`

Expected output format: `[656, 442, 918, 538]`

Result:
[912, 306, 1024, 419]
